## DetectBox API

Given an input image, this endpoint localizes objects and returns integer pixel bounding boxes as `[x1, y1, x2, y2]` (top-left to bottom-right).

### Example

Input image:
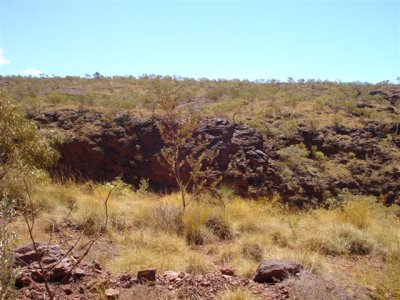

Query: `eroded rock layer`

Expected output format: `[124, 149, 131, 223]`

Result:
[32, 109, 400, 206]
[34, 109, 276, 197]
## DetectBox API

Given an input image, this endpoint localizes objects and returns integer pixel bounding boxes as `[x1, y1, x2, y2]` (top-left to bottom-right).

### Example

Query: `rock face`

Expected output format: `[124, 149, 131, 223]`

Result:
[32, 109, 400, 206]
[34, 109, 276, 196]
[253, 260, 303, 284]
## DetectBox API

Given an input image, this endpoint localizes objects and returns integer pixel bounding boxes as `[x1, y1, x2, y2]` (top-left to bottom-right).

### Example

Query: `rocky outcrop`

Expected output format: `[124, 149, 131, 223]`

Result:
[32, 109, 400, 206]
[370, 88, 400, 105]
[33, 109, 276, 197]
[266, 121, 400, 205]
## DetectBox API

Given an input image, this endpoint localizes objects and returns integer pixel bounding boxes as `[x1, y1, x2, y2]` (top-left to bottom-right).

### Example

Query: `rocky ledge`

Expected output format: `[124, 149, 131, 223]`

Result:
[31, 109, 400, 206]
[33, 109, 279, 197]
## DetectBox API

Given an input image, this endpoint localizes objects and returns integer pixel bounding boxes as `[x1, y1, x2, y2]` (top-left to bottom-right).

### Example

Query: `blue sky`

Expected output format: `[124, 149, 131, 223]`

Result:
[0, 0, 399, 82]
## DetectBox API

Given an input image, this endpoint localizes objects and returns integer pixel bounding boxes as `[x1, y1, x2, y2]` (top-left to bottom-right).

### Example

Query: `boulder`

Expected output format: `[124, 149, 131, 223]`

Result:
[137, 269, 156, 283]
[253, 260, 303, 284]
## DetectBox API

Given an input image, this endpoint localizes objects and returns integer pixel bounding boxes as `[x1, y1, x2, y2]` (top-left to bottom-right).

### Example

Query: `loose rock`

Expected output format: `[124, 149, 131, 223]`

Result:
[254, 260, 303, 284]
[105, 288, 120, 299]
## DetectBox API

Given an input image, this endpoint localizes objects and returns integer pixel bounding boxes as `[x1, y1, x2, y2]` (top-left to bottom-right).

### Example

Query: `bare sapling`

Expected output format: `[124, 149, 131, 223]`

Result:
[19, 179, 114, 300]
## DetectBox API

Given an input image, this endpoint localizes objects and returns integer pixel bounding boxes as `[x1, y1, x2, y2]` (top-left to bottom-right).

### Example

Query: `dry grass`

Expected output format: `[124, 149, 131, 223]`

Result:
[218, 288, 258, 300]
[111, 229, 213, 274]
[11, 181, 400, 299]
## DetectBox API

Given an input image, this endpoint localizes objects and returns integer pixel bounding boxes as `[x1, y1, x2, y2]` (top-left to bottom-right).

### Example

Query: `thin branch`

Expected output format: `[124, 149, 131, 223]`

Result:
[20, 212, 53, 299]
[65, 200, 78, 220]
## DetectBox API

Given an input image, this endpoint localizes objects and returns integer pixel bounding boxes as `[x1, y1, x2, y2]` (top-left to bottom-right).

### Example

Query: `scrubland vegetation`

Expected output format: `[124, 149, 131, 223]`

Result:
[1, 76, 400, 299]
[9, 180, 400, 299]
[1, 75, 399, 131]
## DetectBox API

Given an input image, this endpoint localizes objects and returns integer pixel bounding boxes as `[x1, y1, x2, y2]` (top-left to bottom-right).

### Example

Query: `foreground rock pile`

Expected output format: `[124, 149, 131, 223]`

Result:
[15, 243, 93, 299]
[156, 271, 290, 299]
[14, 243, 369, 299]
[13, 243, 300, 299]
[15, 243, 87, 288]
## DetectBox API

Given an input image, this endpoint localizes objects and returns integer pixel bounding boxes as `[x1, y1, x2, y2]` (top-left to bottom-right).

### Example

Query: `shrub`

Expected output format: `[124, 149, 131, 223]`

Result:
[345, 238, 374, 255]
[0, 92, 59, 182]
[277, 144, 309, 162]
[185, 252, 214, 274]
[331, 114, 343, 127]
[100, 178, 132, 196]
[205, 216, 233, 240]
[340, 196, 380, 229]
[270, 230, 290, 248]
[314, 151, 327, 161]
[137, 178, 149, 194]
[241, 243, 263, 262]
[71, 192, 112, 235]
[280, 120, 298, 138]
[186, 226, 212, 246]
[304, 236, 345, 256]
[47, 92, 67, 106]
[183, 204, 219, 245]
[0, 193, 18, 300]
[152, 205, 184, 235]
[218, 184, 236, 202]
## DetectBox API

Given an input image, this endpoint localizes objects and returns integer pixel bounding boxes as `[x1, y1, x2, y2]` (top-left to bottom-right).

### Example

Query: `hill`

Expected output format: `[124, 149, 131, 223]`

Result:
[1, 76, 399, 299]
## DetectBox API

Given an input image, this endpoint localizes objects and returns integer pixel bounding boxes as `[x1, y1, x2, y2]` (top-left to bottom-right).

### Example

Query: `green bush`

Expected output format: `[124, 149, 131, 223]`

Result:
[0, 193, 18, 299]
[0, 93, 59, 179]
[277, 144, 309, 161]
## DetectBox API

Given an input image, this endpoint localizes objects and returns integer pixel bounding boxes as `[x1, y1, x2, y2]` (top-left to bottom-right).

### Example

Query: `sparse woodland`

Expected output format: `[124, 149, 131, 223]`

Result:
[0, 76, 399, 299]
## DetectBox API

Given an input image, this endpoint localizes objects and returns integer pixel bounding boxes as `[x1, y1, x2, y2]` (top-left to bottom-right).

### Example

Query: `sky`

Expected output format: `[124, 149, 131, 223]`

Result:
[0, 0, 399, 82]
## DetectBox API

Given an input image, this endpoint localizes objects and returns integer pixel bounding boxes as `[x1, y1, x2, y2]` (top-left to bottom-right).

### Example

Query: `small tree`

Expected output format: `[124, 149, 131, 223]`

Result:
[154, 77, 220, 213]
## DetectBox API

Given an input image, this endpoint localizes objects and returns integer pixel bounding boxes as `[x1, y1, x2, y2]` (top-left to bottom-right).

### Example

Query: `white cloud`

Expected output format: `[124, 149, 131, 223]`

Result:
[0, 48, 10, 65]
[20, 68, 44, 76]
